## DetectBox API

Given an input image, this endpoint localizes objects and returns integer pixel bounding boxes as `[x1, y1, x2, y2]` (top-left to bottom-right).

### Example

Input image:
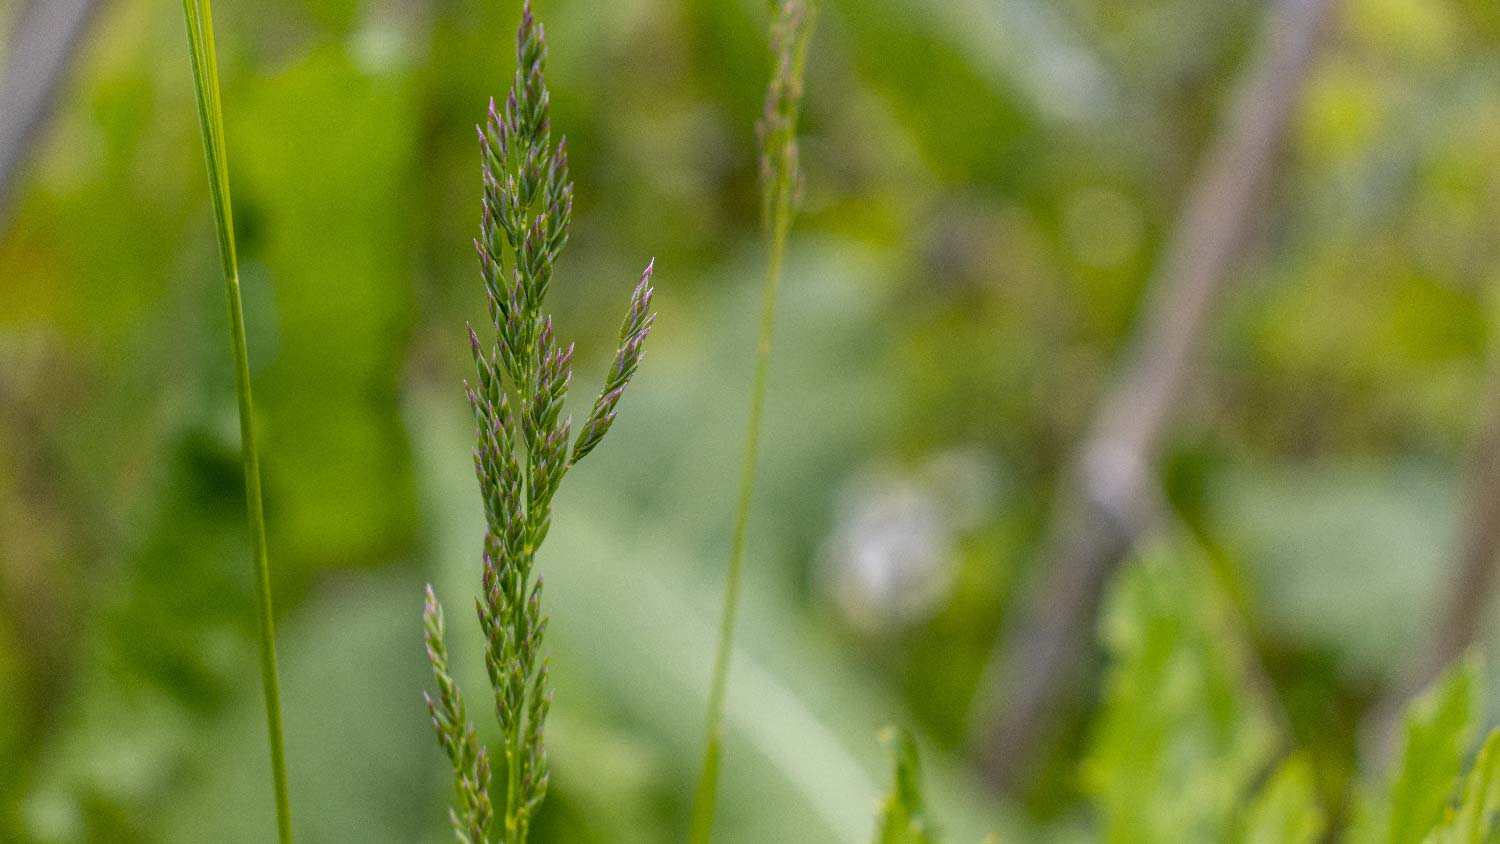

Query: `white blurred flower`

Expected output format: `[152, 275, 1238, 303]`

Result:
[818, 448, 1003, 633]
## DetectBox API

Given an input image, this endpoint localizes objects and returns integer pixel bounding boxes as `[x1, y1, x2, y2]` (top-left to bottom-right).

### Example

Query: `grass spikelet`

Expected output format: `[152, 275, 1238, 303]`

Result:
[424, 586, 493, 844]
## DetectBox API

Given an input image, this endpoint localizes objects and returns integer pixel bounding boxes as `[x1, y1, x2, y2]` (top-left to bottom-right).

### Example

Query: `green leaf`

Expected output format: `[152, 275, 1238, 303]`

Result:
[1389, 660, 1480, 844]
[1421, 729, 1500, 844]
[229, 42, 422, 573]
[1083, 544, 1278, 844]
[872, 727, 938, 844]
[1351, 658, 1480, 844]
[1239, 755, 1324, 844]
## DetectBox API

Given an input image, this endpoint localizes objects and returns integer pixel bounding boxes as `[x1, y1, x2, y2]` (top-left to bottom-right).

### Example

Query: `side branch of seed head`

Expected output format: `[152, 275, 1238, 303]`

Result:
[574, 261, 655, 465]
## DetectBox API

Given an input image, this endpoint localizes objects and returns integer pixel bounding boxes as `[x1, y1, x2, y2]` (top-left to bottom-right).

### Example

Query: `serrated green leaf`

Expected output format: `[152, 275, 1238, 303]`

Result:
[1083, 544, 1278, 844]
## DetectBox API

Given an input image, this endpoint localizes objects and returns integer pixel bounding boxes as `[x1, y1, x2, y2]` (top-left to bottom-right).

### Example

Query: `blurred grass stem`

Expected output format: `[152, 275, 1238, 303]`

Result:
[688, 192, 790, 844]
[180, 2, 294, 842]
[690, 4, 813, 841]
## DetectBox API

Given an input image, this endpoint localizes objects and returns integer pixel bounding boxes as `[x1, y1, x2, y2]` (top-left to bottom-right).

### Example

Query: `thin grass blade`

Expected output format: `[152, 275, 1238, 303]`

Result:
[179, 3, 293, 842]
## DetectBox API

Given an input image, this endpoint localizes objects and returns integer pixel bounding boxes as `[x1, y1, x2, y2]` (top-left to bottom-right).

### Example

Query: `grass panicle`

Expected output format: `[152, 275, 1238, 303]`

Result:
[689, 3, 815, 842]
[423, 4, 656, 842]
[178, 2, 293, 842]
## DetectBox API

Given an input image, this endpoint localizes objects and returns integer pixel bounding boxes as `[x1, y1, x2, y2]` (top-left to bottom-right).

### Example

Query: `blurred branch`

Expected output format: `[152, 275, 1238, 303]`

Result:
[0, 0, 101, 235]
[1365, 367, 1500, 762]
[968, 0, 1336, 790]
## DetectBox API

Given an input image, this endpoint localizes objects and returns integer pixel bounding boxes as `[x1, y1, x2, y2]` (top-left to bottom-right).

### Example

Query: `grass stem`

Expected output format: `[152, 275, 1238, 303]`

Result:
[689, 5, 813, 839]
[688, 196, 792, 844]
[180, 3, 293, 842]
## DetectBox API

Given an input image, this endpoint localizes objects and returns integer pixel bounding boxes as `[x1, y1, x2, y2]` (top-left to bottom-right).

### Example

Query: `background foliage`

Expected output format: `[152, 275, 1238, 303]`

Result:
[3, 0, 1500, 842]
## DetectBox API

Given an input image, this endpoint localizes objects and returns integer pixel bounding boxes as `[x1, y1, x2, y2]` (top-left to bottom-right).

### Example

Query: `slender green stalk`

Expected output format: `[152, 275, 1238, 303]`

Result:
[688, 4, 814, 842]
[180, 4, 293, 842]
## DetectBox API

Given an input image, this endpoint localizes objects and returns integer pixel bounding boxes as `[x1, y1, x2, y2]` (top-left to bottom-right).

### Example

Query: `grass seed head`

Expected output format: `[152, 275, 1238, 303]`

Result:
[423, 2, 656, 840]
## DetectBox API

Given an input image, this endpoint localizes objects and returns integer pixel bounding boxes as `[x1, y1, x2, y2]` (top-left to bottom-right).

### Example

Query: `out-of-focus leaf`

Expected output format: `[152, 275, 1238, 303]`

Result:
[1349, 658, 1480, 844]
[230, 42, 420, 575]
[1239, 755, 1324, 844]
[872, 727, 937, 844]
[1423, 729, 1500, 844]
[162, 573, 436, 844]
[1083, 543, 1278, 844]
[1385, 660, 1479, 844]
[821, 0, 1031, 187]
[1208, 462, 1458, 681]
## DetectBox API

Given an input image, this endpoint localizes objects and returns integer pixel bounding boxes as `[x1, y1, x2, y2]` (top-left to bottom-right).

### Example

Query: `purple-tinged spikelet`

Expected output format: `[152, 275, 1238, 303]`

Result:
[423, 3, 655, 841]
[573, 261, 655, 464]
[423, 586, 493, 844]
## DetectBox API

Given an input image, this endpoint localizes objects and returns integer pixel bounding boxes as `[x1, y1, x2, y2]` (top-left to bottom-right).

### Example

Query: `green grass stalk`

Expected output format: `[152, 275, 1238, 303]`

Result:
[689, 4, 814, 842]
[180, 3, 293, 842]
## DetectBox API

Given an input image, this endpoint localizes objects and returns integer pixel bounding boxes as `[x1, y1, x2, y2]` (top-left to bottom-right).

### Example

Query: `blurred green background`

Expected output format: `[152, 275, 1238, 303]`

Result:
[3, 0, 1500, 841]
